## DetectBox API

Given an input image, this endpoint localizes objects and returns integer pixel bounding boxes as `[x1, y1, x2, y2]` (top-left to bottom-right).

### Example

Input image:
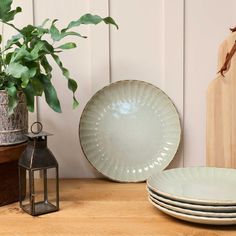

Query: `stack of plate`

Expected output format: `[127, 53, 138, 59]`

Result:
[147, 167, 236, 225]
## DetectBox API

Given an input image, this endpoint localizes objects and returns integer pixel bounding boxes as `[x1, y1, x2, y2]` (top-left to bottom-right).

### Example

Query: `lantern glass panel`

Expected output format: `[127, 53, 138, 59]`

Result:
[33, 169, 45, 204]
[33, 168, 57, 208]
[46, 167, 58, 207]
[19, 167, 31, 212]
[33, 168, 58, 215]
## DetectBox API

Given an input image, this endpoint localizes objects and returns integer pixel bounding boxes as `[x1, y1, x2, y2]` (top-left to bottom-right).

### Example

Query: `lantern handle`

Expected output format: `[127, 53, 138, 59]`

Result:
[31, 122, 43, 134]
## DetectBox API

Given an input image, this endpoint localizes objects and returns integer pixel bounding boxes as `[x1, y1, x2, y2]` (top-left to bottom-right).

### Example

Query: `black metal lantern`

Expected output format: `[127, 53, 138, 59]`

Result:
[18, 122, 59, 216]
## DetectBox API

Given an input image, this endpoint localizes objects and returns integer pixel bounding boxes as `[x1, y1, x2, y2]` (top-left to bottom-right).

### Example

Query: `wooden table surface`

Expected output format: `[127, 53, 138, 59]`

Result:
[0, 179, 236, 236]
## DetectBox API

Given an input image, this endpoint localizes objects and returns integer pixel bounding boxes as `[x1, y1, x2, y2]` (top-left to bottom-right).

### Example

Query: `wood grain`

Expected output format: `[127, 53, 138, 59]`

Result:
[207, 32, 236, 167]
[0, 143, 27, 206]
[0, 179, 235, 236]
[0, 143, 27, 164]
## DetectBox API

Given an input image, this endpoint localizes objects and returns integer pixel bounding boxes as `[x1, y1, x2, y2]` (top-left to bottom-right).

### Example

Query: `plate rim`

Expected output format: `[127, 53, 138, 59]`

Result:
[148, 197, 236, 225]
[147, 187, 236, 212]
[149, 195, 236, 218]
[147, 167, 236, 205]
[79, 80, 182, 182]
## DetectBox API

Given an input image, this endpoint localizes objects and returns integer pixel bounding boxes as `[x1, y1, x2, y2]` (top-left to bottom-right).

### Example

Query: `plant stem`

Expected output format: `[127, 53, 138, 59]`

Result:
[0, 48, 2, 73]
[0, 47, 10, 55]
[0, 20, 21, 33]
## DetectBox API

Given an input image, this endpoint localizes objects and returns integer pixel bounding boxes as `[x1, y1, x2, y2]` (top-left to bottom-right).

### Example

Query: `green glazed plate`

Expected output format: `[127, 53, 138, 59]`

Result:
[149, 198, 236, 225]
[147, 187, 236, 212]
[79, 80, 181, 182]
[147, 167, 236, 205]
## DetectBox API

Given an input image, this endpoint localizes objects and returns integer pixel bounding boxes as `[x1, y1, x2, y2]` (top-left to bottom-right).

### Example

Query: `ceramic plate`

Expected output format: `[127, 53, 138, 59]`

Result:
[149, 198, 236, 225]
[147, 167, 236, 205]
[79, 80, 181, 182]
[149, 195, 236, 218]
[148, 188, 236, 212]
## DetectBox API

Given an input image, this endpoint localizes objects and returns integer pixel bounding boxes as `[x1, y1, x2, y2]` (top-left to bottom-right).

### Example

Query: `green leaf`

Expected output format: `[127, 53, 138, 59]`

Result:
[0, 76, 4, 89]
[62, 13, 118, 32]
[40, 40, 54, 53]
[34, 26, 49, 37]
[21, 23, 49, 39]
[30, 41, 45, 60]
[21, 67, 37, 89]
[50, 19, 60, 41]
[6, 85, 17, 115]
[68, 78, 78, 93]
[50, 19, 85, 41]
[103, 16, 119, 29]
[51, 54, 78, 109]
[52, 54, 69, 79]
[3, 6, 22, 22]
[29, 39, 54, 56]
[57, 42, 77, 50]
[40, 18, 50, 27]
[40, 74, 62, 113]
[6, 62, 28, 78]
[20, 24, 36, 38]
[60, 31, 86, 39]
[64, 14, 102, 30]
[40, 56, 52, 77]
[5, 57, 36, 88]
[21, 74, 29, 88]
[73, 96, 79, 109]
[4, 52, 13, 64]
[23, 84, 35, 112]
[5, 34, 22, 49]
[31, 77, 44, 96]
[0, 0, 12, 18]
[20, 67, 37, 88]
[10, 45, 31, 63]
[0, 0, 21, 22]
[29, 67, 37, 78]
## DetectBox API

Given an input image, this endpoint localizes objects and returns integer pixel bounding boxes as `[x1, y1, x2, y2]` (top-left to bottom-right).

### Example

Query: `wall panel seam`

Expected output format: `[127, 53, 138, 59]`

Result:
[108, 0, 112, 84]
[163, 0, 184, 167]
[161, 0, 166, 90]
[182, 0, 186, 167]
[32, 0, 39, 123]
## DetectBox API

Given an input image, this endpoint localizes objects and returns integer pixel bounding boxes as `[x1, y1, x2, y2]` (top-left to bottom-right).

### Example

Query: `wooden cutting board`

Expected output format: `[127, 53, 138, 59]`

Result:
[206, 32, 236, 167]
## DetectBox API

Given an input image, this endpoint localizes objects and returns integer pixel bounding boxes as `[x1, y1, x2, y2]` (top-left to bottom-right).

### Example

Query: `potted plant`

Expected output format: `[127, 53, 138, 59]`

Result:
[0, 0, 118, 145]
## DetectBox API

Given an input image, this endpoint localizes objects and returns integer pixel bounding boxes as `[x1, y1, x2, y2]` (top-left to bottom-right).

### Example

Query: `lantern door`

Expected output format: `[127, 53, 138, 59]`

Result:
[19, 167, 59, 216]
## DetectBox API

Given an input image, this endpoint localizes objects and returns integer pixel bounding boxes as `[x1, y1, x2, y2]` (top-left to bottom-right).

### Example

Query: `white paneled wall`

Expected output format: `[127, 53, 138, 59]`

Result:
[3, 0, 236, 177]
[34, 0, 98, 178]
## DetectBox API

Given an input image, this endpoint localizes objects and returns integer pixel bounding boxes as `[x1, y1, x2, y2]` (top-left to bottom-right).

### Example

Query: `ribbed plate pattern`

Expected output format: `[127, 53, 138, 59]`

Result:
[147, 167, 236, 205]
[79, 80, 181, 182]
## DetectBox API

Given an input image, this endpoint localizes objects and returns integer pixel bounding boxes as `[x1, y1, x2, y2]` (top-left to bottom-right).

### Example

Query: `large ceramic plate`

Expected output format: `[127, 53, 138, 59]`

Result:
[149, 196, 236, 218]
[149, 198, 236, 225]
[147, 167, 236, 205]
[79, 80, 181, 182]
[148, 188, 236, 212]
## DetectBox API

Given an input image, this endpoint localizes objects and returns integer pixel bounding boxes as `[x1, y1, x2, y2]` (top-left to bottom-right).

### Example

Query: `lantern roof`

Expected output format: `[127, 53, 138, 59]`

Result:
[25, 131, 53, 139]
[19, 140, 58, 169]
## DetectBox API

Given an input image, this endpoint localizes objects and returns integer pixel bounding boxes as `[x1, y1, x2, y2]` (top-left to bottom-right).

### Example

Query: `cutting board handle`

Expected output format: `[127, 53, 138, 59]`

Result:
[218, 40, 236, 76]
[230, 26, 236, 32]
